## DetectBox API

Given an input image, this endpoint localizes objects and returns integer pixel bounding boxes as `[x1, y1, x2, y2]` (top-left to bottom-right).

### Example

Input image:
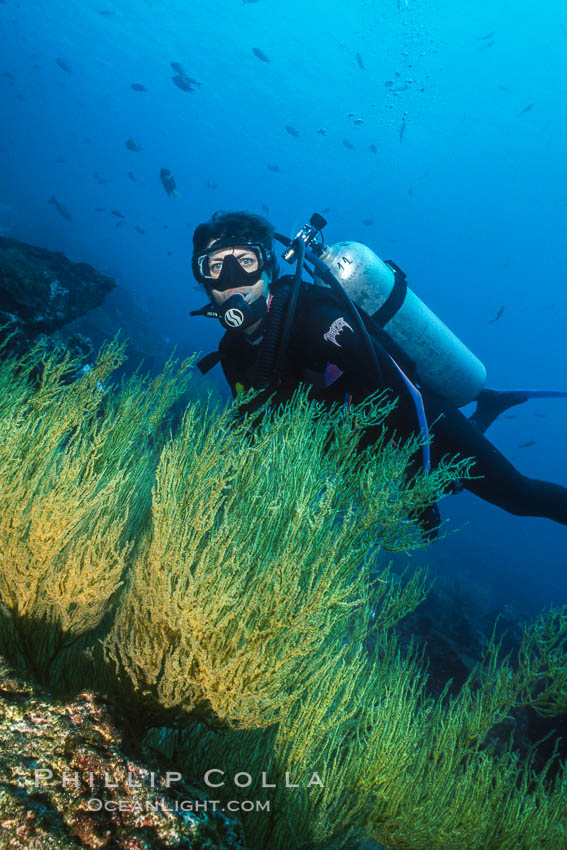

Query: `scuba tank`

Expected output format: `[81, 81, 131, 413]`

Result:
[279, 215, 486, 406]
[316, 241, 486, 406]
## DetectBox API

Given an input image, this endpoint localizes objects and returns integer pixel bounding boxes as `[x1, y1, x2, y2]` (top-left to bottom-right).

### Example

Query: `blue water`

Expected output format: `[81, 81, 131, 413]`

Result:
[1, 0, 566, 617]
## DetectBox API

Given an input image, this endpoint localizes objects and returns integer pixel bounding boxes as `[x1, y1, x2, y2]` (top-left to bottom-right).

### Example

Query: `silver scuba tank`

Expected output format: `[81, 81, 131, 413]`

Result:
[317, 241, 487, 406]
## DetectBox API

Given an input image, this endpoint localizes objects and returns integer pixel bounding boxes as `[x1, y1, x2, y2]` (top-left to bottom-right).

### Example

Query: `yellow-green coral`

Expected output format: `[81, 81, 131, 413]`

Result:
[0, 342, 566, 850]
[103, 386, 457, 728]
[0, 339, 194, 674]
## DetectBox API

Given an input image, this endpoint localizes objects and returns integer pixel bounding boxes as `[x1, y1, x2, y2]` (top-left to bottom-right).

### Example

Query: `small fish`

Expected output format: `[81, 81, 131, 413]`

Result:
[167, 251, 173, 256]
[207, 181, 218, 189]
[16, 93, 27, 101]
[49, 195, 72, 221]
[135, 225, 145, 234]
[170, 61, 185, 74]
[479, 40, 495, 50]
[130, 82, 147, 92]
[476, 31, 496, 40]
[285, 124, 300, 137]
[55, 156, 66, 164]
[517, 102, 535, 117]
[384, 80, 393, 87]
[321, 207, 331, 214]
[261, 204, 270, 215]
[172, 74, 194, 92]
[115, 220, 124, 228]
[56, 58, 72, 73]
[519, 440, 536, 448]
[162, 224, 168, 229]
[98, 9, 116, 15]
[317, 128, 327, 135]
[369, 144, 377, 154]
[488, 305, 505, 324]
[93, 170, 109, 184]
[362, 218, 374, 226]
[561, 23, 567, 40]
[111, 209, 125, 218]
[355, 52, 366, 70]
[125, 138, 143, 152]
[252, 47, 270, 63]
[243, 0, 261, 4]
[353, 117, 364, 125]
[343, 139, 355, 150]
[1, 72, 14, 80]
[160, 168, 178, 197]
[408, 187, 415, 197]
[267, 163, 280, 172]
[95, 207, 106, 212]
[399, 120, 406, 143]
[128, 171, 136, 182]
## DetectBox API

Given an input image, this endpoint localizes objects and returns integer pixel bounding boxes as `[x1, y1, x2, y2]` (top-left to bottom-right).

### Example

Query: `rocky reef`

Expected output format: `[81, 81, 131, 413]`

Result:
[0, 656, 247, 850]
[0, 236, 195, 380]
[0, 237, 115, 358]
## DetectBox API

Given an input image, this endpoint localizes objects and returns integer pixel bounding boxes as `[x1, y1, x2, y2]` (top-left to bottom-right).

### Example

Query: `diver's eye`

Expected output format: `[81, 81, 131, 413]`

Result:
[239, 255, 259, 271]
[210, 261, 223, 274]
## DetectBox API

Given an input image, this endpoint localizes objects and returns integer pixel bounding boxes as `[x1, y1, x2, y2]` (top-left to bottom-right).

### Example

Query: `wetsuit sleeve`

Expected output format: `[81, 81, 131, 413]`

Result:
[298, 296, 425, 446]
[301, 300, 368, 371]
[300, 298, 396, 386]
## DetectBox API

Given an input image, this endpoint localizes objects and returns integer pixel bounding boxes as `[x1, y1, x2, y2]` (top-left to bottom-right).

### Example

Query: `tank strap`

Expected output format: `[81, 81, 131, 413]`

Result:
[372, 260, 408, 327]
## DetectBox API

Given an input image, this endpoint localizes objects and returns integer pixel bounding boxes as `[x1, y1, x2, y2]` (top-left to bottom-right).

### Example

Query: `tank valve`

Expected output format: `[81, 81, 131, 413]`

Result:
[283, 212, 327, 263]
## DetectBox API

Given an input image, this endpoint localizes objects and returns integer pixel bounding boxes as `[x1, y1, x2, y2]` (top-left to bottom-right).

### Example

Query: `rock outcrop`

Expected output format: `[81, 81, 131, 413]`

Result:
[0, 657, 247, 849]
[0, 237, 115, 356]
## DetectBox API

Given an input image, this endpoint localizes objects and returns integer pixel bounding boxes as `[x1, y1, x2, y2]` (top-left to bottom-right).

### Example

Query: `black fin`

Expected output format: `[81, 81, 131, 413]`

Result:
[470, 388, 567, 433]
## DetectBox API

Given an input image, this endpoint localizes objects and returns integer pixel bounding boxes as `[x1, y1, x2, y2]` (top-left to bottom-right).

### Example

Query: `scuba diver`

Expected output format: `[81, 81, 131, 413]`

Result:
[189, 210, 567, 538]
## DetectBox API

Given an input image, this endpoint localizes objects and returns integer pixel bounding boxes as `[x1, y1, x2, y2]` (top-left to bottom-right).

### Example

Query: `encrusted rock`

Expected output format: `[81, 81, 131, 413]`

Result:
[0, 237, 115, 354]
[0, 657, 246, 849]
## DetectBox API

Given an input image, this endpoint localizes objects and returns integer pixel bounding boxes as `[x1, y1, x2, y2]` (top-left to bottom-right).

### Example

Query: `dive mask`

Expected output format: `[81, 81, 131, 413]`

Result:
[192, 239, 273, 290]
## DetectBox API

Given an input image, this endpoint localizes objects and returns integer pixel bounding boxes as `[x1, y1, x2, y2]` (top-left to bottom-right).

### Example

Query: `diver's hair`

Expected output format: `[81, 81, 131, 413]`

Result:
[192, 210, 279, 281]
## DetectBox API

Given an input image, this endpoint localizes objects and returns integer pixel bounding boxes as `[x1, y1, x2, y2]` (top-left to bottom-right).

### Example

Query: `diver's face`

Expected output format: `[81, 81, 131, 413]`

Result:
[206, 244, 270, 334]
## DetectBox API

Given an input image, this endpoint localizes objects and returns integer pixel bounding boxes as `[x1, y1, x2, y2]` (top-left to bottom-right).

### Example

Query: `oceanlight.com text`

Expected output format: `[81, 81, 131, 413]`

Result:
[87, 797, 271, 813]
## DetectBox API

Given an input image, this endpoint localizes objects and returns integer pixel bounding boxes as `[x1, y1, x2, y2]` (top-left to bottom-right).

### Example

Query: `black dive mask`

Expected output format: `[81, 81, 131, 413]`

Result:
[210, 252, 262, 292]
[193, 243, 272, 290]
[217, 292, 268, 331]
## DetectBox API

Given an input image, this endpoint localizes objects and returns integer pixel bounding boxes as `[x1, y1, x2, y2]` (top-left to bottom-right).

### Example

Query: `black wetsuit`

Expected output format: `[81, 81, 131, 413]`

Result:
[217, 279, 567, 527]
